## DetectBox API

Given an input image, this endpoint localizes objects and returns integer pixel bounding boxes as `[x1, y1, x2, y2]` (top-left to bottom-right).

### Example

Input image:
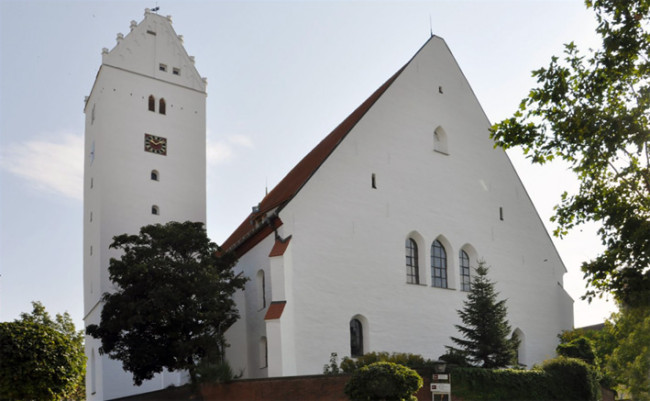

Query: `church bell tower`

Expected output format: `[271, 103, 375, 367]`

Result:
[82, 9, 207, 400]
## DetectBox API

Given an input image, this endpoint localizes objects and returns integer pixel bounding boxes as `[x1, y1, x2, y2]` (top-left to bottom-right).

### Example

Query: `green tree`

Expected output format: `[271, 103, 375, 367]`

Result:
[490, 0, 650, 306]
[606, 305, 650, 400]
[86, 221, 247, 386]
[446, 261, 519, 368]
[344, 362, 423, 401]
[0, 302, 85, 400]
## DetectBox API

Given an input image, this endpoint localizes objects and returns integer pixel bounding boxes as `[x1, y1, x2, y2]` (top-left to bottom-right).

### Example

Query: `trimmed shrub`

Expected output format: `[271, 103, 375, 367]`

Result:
[344, 362, 423, 401]
[541, 357, 601, 401]
[450, 358, 600, 401]
[451, 367, 550, 400]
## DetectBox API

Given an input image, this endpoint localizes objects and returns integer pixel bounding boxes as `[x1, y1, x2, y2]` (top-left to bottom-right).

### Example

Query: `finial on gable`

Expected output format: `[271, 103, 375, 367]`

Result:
[145, 8, 151, 15]
[166, 15, 172, 22]
[130, 20, 137, 31]
[178, 35, 184, 43]
[102, 47, 109, 55]
[116, 33, 124, 43]
[189, 56, 195, 64]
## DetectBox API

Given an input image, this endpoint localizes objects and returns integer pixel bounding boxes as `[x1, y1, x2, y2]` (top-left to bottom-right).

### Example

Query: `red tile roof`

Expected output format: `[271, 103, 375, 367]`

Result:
[221, 46, 415, 256]
[269, 236, 292, 257]
[264, 301, 287, 320]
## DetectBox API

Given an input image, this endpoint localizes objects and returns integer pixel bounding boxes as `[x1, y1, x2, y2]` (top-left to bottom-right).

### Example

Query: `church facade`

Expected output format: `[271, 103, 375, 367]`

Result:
[84, 9, 573, 400]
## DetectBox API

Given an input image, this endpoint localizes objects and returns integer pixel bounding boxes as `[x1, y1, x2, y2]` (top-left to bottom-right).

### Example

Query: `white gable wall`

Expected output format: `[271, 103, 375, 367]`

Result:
[227, 37, 573, 377]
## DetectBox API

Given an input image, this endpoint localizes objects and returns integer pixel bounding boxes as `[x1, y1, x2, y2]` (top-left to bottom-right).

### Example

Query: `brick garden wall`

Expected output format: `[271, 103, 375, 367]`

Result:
[199, 371, 460, 401]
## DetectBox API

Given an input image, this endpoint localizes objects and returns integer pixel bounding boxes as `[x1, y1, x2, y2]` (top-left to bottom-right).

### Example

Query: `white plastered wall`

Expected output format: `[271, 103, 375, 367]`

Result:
[226, 36, 573, 377]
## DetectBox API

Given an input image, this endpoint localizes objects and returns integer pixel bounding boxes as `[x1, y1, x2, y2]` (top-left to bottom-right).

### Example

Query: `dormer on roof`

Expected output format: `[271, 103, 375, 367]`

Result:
[100, 8, 206, 93]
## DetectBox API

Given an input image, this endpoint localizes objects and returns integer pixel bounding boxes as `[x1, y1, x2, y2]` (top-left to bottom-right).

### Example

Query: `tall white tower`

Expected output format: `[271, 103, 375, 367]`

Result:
[83, 9, 206, 400]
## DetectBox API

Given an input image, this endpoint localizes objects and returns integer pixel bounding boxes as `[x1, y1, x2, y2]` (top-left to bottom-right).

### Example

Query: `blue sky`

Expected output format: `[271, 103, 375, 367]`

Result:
[0, 0, 617, 332]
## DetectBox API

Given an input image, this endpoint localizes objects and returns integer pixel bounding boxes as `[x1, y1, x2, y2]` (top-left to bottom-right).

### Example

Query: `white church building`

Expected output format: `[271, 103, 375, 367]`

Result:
[83, 9, 574, 400]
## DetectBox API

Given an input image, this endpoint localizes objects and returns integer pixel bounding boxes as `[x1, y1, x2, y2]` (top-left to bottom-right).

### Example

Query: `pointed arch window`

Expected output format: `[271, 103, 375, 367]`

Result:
[350, 318, 364, 357]
[406, 238, 419, 284]
[159, 98, 166, 115]
[148, 95, 155, 112]
[257, 270, 266, 309]
[431, 240, 448, 288]
[460, 250, 471, 291]
[259, 337, 268, 368]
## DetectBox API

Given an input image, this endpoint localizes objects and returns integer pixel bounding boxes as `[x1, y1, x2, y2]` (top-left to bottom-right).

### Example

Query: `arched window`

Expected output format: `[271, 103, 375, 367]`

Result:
[405, 238, 419, 284]
[259, 337, 268, 368]
[159, 98, 166, 115]
[151, 205, 159, 215]
[350, 318, 364, 357]
[148, 95, 155, 112]
[151, 170, 159, 181]
[512, 329, 526, 367]
[431, 240, 448, 288]
[460, 250, 471, 291]
[434, 126, 449, 154]
[257, 270, 266, 309]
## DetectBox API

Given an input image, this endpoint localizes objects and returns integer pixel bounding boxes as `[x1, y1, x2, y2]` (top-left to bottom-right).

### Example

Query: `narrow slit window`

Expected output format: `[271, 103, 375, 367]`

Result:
[159, 98, 166, 115]
[371, 173, 377, 189]
[500, 207, 504, 221]
[148, 95, 155, 112]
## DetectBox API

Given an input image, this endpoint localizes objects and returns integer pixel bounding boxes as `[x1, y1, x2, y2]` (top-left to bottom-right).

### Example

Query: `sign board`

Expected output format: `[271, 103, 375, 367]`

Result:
[431, 383, 451, 393]
[432, 374, 449, 381]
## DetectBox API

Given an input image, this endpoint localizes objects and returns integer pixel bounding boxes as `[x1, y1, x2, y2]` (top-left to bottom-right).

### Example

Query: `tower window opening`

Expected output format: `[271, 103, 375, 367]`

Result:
[173, 67, 180, 76]
[159, 98, 166, 115]
[148, 95, 155, 112]
[151, 205, 159, 215]
[159, 63, 167, 72]
[371, 173, 377, 189]
[151, 170, 159, 181]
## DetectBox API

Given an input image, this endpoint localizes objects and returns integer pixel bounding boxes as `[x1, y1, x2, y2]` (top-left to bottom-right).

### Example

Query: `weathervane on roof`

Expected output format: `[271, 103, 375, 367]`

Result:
[152, 5, 160, 12]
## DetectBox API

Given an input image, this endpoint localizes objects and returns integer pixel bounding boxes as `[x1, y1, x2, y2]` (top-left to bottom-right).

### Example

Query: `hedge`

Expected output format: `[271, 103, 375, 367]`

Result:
[450, 357, 600, 401]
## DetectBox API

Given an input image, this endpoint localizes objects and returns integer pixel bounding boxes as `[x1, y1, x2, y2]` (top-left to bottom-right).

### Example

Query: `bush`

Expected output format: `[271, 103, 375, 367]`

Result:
[344, 362, 423, 401]
[340, 351, 433, 373]
[450, 358, 600, 401]
[556, 337, 597, 365]
[540, 357, 601, 401]
[451, 367, 550, 400]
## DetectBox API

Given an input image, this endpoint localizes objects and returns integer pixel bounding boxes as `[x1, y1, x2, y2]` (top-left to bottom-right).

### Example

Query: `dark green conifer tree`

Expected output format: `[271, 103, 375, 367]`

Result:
[446, 261, 519, 368]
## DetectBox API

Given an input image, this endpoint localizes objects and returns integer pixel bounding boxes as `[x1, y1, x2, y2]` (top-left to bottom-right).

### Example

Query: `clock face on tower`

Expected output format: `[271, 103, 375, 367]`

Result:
[144, 134, 167, 155]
